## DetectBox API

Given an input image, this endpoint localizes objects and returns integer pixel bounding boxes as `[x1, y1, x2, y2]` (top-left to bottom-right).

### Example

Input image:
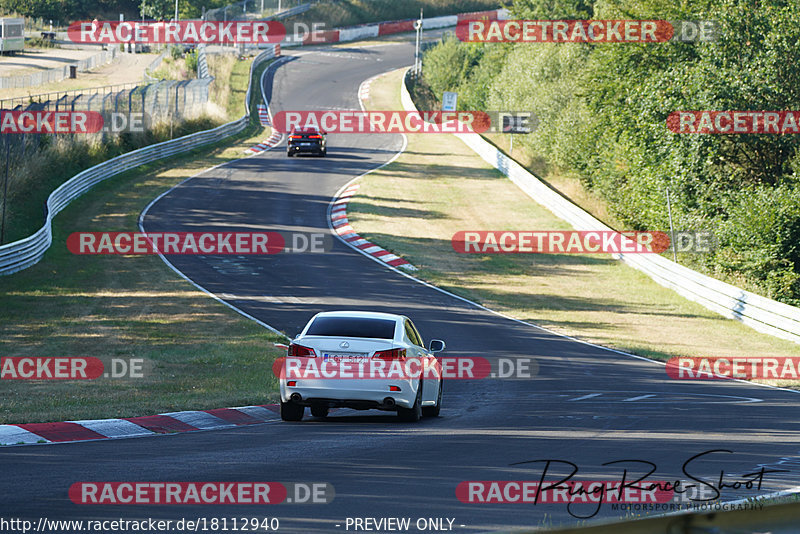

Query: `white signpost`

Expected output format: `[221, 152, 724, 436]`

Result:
[442, 91, 458, 112]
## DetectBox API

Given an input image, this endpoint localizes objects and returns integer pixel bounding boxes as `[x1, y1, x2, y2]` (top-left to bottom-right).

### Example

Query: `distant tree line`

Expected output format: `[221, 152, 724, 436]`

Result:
[0, 0, 228, 24]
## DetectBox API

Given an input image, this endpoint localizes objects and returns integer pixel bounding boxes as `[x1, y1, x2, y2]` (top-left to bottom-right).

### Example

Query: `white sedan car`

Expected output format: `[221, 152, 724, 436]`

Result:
[279, 311, 445, 422]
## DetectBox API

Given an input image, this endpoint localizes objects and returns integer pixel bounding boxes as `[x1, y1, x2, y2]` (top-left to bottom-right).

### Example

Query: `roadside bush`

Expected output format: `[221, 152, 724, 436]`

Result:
[713, 186, 800, 305]
[185, 49, 198, 75]
[25, 36, 58, 48]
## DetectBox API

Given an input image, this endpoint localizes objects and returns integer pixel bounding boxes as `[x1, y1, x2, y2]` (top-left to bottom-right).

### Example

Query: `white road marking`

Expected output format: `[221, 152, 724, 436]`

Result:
[568, 393, 602, 402]
[622, 394, 657, 402]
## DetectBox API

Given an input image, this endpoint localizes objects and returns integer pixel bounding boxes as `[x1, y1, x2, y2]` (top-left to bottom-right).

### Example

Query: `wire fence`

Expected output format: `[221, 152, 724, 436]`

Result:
[0, 76, 215, 245]
[0, 47, 118, 90]
[0, 77, 213, 146]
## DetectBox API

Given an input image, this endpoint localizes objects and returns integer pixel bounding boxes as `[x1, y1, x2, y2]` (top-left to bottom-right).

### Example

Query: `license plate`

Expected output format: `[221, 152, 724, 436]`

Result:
[322, 353, 368, 363]
[301, 142, 312, 146]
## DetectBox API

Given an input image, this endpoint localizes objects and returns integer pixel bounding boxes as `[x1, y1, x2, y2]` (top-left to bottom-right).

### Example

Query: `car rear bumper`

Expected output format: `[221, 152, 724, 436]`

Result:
[288, 144, 323, 153]
[280, 380, 417, 409]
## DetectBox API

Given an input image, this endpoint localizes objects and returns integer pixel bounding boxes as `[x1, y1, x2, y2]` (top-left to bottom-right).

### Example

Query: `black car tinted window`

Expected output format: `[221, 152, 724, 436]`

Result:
[306, 317, 397, 339]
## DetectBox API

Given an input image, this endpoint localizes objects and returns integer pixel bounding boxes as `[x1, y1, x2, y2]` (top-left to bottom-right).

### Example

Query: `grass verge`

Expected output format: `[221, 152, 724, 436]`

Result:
[0, 57, 285, 424]
[348, 68, 800, 371]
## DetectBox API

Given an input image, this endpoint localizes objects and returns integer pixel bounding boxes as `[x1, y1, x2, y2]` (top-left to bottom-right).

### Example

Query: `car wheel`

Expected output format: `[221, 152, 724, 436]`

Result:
[422, 377, 442, 418]
[310, 405, 329, 418]
[320, 149, 327, 157]
[287, 151, 293, 157]
[397, 380, 423, 422]
[280, 400, 304, 421]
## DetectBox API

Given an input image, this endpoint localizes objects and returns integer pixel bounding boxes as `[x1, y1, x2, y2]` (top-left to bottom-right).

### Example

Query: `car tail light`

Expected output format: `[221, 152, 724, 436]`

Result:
[307, 134, 322, 139]
[389, 385, 401, 392]
[287, 380, 297, 387]
[289, 135, 301, 140]
[373, 348, 407, 361]
[288, 343, 316, 357]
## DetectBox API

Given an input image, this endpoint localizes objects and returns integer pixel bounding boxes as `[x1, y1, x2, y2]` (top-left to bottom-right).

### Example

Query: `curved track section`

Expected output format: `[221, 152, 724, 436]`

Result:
[3, 42, 800, 533]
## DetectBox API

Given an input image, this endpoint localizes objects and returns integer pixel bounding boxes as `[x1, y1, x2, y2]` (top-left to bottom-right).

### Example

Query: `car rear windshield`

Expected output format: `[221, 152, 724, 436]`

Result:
[306, 317, 397, 339]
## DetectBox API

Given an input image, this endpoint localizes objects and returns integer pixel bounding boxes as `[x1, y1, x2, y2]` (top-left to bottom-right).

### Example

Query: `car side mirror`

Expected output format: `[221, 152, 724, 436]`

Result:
[429, 339, 445, 353]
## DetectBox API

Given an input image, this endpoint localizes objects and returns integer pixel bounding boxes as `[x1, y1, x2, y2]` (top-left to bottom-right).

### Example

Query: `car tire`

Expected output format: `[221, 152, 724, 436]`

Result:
[397, 380, 423, 422]
[310, 405, 329, 418]
[320, 149, 327, 157]
[422, 377, 442, 418]
[280, 400, 304, 421]
[287, 151, 293, 157]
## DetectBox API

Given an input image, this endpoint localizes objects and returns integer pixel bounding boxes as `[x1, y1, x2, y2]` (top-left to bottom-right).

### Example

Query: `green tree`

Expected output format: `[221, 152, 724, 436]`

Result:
[139, 0, 172, 19]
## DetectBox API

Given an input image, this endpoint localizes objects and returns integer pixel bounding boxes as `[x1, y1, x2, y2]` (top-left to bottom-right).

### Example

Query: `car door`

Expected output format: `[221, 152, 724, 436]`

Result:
[405, 319, 439, 404]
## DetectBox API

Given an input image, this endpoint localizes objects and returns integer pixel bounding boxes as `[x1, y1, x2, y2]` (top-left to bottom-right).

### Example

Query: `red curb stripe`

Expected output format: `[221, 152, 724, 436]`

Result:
[14, 422, 107, 442]
[259, 404, 280, 414]
[204, 408, 263, 426]
[357, 243, 377, 249]
[304, 29, 339, 44]
[457, 9, 499, 22]
[372, 250, 392, 257]
[378, 20, 415, 35]
[123, 415, 199, 434]
[387, 258, 408, 266]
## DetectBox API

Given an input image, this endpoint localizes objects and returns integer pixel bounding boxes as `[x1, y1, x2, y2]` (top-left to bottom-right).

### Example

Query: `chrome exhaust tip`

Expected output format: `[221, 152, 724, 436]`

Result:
[290, 393, 302, 402]
[383, 397, 396, 407]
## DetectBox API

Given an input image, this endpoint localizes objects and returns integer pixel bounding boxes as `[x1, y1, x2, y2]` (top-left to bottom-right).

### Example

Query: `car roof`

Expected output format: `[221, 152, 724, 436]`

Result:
[311, 310, 405, 322]
[291, 128, 322, 134]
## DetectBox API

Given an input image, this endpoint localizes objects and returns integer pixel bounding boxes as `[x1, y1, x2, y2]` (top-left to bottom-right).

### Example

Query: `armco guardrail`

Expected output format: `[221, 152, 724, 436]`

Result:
[272, 3, 312, 19]
[0, 44, 278, 276]
[281, 8, 509, 47]
[401, 71, 800, 345]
